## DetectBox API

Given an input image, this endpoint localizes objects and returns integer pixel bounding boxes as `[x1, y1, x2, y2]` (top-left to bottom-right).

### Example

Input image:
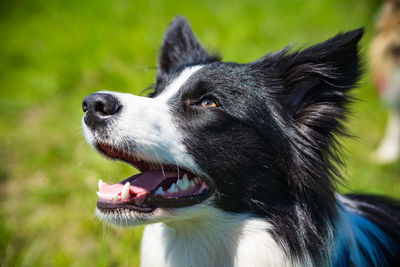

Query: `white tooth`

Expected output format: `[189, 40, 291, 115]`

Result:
[176, 178, 183, 188]
[98, 179, 103, 190]
[179, 174, 190, 190]
[189, 180, 196, 188]
[112, 193, 121, 200]
[121, 182, 130, 200]
[155, 187, 164, 195]
[182, 174, 189, 183]
[97, 192, 112, 200]
[167, 183, 176, 193]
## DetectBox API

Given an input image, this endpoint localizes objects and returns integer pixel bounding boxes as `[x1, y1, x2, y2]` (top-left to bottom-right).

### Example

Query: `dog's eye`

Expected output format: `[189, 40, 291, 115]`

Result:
[197, 98, 218, 108]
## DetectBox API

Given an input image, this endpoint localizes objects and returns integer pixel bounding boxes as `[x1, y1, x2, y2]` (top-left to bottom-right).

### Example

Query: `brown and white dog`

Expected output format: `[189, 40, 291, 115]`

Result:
[370, 0, 400, 163]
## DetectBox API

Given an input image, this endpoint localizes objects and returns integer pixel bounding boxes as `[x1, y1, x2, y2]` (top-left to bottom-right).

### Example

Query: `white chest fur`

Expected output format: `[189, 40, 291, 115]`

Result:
[140, 211, 295, 267]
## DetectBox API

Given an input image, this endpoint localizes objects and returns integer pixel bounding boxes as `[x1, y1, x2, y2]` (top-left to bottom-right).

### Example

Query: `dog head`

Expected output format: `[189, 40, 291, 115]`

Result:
[82, 17, 363, 226]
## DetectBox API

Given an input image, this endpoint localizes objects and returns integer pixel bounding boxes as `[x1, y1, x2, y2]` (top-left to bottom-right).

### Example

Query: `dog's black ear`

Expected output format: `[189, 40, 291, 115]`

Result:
[260, 29, 363, 127]
[158, 16, 220, 76]
[252, 29, 363, 200]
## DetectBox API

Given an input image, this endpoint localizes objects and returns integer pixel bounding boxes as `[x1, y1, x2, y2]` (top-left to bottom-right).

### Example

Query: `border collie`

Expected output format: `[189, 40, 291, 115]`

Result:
[82, 17, 400, 266]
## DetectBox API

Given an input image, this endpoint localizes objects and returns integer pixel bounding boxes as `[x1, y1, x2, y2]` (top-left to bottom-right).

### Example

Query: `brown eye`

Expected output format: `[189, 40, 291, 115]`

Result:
[197, 98, 217, 108]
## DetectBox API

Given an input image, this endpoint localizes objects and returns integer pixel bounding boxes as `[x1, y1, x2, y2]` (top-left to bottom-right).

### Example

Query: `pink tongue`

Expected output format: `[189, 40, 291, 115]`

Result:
[99, 171, 178, 203]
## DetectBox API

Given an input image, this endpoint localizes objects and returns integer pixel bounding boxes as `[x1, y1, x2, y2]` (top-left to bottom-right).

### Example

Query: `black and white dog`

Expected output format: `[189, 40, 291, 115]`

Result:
[82, 17, 400, 266]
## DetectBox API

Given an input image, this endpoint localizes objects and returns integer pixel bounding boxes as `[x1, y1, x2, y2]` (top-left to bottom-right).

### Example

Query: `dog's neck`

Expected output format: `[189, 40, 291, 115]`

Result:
[140, 208, 305, 267]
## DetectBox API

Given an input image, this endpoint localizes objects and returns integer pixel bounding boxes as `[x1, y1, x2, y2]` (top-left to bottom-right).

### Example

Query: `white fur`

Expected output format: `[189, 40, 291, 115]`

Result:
[157, 65, 203, 101]
[82, 66, 204, 175]
[374, 69, 400, 163]
[374, 111, 400, 163]
[82, 116, 95, 147]
[140, 208, 299, 267]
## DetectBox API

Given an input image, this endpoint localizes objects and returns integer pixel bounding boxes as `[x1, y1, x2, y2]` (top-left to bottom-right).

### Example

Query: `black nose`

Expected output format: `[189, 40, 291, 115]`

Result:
[82, 93, 122, 129]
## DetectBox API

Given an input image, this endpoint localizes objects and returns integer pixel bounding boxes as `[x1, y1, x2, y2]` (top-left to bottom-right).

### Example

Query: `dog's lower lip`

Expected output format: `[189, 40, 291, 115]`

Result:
[96, 188, 213, 212]
[145, 189, 213, 208]
[96, 200, 155, 213]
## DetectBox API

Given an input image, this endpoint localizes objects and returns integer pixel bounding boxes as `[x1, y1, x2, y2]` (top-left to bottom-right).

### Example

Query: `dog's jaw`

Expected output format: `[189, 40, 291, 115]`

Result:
[82, 65, 219, 225]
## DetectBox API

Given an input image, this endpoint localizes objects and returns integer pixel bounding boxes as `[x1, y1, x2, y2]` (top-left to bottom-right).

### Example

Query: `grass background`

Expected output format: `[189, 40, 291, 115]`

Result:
[0, 0, 399, 266]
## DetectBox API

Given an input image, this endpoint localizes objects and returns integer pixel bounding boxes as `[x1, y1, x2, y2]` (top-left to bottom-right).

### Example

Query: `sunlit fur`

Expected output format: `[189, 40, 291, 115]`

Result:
[83, 16, 400, 266]
[141, 209, 304, 267]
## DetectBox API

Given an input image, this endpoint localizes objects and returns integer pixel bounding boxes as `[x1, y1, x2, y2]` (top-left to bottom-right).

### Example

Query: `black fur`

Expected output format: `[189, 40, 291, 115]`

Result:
[152, 17, 400, 265]
[157, 16, 220, 78]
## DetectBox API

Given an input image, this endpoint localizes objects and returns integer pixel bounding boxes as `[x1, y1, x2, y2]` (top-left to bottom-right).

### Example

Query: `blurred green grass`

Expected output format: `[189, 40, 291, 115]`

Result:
[0, 0, 399, 266]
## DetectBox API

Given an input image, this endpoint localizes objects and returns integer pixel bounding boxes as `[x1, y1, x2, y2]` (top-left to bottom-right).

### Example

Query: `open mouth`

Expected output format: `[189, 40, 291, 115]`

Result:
[95, 143, 214, 213]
